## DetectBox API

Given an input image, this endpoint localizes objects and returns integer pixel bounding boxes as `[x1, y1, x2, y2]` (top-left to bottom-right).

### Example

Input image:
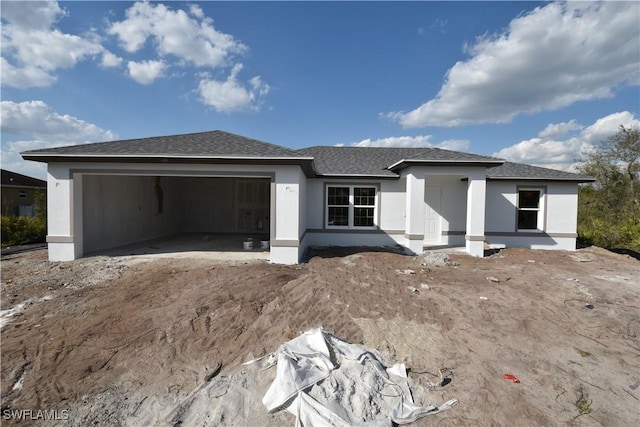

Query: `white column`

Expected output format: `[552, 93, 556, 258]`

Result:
[46, 164, 79, 261]
[270, 167, 301, 264]
[465, 170, 487, 257]
[404, 172, 425, 254]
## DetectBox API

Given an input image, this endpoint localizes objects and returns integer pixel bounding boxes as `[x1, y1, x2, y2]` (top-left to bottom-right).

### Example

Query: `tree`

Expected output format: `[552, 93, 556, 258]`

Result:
[576, 125, 640, 251]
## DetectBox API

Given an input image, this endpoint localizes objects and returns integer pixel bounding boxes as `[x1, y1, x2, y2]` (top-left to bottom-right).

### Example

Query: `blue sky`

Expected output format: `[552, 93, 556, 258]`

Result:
[1, 0, 639, 180]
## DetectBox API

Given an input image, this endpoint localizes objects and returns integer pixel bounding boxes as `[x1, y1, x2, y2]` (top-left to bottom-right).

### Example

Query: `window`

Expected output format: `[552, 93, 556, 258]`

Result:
[517, 188, 544, 231]
[19, 191, 27, 198]
[326, 186, 377, 228]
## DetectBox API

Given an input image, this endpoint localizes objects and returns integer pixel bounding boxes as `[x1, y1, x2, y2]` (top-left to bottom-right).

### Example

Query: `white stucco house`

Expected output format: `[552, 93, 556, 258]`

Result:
[21, 130, 594, 264]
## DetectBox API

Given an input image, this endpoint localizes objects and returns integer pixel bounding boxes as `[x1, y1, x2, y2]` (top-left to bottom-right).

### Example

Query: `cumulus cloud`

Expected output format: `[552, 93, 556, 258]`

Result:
[1, 1, 104, 88]
[1, 100, 116, 179]
[342, 135, 470, 151]
[107, 1, 246, 68]
[198, 64, 270, 112]
[127, 60, 166, 84]
[1, 100, 116, 143]
[106, 1, 267, 110]
[493, 111, 639, 171]
[389, 1, 640, 128]
[101, 51, 123, 68]
[538, 120, 583, 139]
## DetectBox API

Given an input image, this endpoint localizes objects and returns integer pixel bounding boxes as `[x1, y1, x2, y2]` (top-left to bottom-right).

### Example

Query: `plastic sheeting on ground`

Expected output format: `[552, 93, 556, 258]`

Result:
[247, 327, 458, 426]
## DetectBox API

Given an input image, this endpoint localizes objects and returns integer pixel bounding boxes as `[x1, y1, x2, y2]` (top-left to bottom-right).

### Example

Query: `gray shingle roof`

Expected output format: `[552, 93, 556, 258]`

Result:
[20, 129, 594, 182]
[22, 130, 304, 158]
[487, 162, 595, 182]
[295, 146, 503, 176]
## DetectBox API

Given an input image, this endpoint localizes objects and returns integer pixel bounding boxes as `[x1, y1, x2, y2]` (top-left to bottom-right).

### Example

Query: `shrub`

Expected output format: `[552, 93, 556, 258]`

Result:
[1, 215, 47, 247]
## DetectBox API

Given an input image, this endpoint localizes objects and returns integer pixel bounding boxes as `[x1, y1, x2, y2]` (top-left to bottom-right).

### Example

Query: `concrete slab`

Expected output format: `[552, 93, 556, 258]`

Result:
[91, 233, 270, 262]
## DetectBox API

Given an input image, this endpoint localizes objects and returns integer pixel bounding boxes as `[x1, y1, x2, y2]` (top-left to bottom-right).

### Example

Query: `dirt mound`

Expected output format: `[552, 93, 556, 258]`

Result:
[1, 247, 639, 426]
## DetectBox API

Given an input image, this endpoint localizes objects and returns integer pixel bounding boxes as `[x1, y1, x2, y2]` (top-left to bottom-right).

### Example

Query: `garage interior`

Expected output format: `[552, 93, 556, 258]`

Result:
[82, 175, 272, 257]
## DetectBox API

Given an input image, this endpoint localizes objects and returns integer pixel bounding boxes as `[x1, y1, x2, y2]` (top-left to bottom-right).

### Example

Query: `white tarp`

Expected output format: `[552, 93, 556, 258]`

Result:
[249, 328, 458, 426]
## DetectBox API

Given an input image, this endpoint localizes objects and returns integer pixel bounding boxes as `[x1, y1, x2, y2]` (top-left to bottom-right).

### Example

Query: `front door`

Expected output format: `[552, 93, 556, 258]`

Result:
[425, 186, 442, 243]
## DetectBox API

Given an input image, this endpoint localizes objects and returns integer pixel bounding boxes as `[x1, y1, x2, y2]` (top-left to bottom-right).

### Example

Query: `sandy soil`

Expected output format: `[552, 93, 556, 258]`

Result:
[1, 246, 639, 426]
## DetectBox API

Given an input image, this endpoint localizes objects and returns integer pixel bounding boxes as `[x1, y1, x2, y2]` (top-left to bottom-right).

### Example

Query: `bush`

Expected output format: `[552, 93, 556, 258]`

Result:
[1, 215, 47, 247]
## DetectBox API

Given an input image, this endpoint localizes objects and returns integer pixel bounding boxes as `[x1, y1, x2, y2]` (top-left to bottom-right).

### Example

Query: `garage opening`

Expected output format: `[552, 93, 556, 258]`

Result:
[82, 175, 272, 257]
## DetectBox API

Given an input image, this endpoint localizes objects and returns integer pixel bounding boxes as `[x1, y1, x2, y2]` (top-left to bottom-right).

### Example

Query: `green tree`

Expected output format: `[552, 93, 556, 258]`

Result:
[577, 125, 640, 251]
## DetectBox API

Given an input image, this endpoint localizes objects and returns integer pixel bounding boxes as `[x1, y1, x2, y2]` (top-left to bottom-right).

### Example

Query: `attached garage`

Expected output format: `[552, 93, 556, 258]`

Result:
[22, 131, 315, 264]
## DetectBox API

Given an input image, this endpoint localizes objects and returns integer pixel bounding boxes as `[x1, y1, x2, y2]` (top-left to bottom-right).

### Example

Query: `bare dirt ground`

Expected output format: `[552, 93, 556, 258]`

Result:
[1, 246, 639, 426]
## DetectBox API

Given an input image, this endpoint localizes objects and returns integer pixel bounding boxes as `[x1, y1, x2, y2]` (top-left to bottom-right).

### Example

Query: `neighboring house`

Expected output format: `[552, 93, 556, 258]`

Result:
[21, 131, 594, 264]
[1, 169, 47, 217]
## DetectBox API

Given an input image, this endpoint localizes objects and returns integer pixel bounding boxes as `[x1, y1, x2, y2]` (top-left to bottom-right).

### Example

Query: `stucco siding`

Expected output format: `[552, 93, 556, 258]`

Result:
[545, 183, 578, 234]
[485, 182, 517, 232]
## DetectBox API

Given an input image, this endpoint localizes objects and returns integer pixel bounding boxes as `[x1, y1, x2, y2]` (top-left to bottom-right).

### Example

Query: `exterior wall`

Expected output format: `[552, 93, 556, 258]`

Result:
[301, 178, 405, 254]
[485, 181, 579, 251]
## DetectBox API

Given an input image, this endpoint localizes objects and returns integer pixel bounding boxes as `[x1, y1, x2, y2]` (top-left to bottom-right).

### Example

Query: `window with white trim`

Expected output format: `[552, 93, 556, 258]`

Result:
[326, 186, 377, 228]
[517, 188, 544, 231]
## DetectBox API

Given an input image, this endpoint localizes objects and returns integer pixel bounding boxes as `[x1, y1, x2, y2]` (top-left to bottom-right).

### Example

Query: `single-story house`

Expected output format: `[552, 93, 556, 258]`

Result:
[21, 130, 594, 264]
[1, 169, 47, 217]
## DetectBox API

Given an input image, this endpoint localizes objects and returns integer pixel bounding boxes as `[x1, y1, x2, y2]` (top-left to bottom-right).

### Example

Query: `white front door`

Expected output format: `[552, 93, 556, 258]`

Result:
[425, 186, 442, 243]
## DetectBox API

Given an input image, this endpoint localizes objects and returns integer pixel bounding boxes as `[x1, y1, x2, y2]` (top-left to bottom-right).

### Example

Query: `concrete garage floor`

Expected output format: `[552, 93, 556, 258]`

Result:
[93, 233, 270, 262]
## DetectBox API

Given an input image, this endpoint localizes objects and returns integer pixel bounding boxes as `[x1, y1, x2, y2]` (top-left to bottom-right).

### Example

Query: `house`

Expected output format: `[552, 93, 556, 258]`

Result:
[1, 169, 47, 217]
[21, 130, 594, 264]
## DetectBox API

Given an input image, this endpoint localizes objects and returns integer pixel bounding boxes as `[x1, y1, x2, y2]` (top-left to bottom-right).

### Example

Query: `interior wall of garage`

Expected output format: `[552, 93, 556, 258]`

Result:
[82, 175, 271, 254]
[83, 175, 182, 254]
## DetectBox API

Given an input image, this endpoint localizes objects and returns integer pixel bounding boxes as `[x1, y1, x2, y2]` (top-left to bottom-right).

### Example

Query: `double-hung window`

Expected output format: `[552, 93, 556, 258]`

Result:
[326, 186, 377, 228]
[517, 188, 545, 231]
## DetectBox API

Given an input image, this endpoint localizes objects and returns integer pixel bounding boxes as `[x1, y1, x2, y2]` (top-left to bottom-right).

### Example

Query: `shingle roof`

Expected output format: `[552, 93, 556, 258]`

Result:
[1, 169, 47, 188]
[20, 130, 594, 182]
[487, 162, 595, 182]
[295, 146, 503, 177]
[21, 130, 304, 158]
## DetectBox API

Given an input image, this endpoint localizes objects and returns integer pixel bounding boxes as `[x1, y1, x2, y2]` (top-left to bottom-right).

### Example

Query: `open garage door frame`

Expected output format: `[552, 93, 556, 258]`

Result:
[78, 170, 275, 256]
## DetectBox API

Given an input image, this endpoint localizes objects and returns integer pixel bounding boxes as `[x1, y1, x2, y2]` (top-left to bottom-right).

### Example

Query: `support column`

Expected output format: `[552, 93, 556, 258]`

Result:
[270, 167, 301, 264]
[46, 165, 81, 261]
[465, 170, 486, 257]
[404, 172, 425, 254]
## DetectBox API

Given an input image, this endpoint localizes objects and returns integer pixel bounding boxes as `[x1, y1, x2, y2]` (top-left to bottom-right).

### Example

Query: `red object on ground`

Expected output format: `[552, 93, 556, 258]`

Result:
[503, 373, 520, 383]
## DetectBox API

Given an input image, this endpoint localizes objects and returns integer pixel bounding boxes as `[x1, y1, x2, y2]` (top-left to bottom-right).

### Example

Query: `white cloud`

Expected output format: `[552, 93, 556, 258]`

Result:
[538, 120, 583, 139]
[1, 1, 104, 88]
[1, 100, 116, 142]
[389, 1, 640, 128]
[101, 51, 123, 68]
[107, 1, 246, 68]
[198, 64, 270, 112]
[1, 100, 116, 179]
[127, 60, 166, 84]
[493, 111, 639, 171]
[342, 135, 470, 151]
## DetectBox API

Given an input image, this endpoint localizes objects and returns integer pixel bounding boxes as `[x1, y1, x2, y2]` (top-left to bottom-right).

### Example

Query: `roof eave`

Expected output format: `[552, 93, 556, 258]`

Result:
[387, 158, 505, 171]
[487, 176, 596, 183]
[313, 173, 399, 179]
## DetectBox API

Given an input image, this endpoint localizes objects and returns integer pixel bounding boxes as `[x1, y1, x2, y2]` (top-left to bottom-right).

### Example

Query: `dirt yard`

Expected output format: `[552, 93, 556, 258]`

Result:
[1, 245, 639, 426]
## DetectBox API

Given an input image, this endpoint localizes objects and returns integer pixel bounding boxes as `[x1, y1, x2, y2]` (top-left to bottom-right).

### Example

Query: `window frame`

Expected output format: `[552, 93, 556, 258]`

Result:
[516, 187, 546, 232]
[325, 185, 378, 229]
